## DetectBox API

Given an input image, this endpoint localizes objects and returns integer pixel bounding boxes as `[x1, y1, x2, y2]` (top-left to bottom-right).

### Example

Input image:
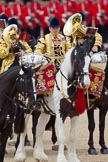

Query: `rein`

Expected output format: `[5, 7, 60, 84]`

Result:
[60, 69, 77, 87]
[55, 60, 90, 103]
[55, 69, 78, 101]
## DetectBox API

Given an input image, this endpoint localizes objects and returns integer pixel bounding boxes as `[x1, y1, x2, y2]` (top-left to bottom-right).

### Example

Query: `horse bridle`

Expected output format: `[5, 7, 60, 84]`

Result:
[55, 54, 91, 94]
[55, 69, 77, 92]
[15, 73, 36, 110]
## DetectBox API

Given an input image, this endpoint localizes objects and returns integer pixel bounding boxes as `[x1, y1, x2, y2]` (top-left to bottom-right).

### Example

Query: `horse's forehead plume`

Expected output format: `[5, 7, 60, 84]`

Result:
[19, 69, 24, 75]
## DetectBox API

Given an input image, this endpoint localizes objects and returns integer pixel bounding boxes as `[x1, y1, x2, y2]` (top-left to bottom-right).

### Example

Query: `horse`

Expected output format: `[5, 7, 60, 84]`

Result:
[87, 49, 108, 155]
[14, 36, 95, 162]
[34, 48, 108, 155]
[0, 64, 40, 162]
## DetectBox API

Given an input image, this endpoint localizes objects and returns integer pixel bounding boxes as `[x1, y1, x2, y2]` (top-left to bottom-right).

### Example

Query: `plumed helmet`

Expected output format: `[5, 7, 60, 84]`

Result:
[2, 24, 19, 46]
[0, 14, 8, 24]
[94, 33, 102, 47]
[49, 17, 60, 28]
[8, 18, 18, 26]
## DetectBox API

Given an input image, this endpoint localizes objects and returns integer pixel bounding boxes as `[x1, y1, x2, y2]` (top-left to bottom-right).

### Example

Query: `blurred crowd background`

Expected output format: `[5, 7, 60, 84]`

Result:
[0, 0, 108, 43]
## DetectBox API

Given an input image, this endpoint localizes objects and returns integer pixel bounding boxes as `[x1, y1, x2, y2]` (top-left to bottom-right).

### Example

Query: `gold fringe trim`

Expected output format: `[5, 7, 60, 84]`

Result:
[90, 65, 105, 73]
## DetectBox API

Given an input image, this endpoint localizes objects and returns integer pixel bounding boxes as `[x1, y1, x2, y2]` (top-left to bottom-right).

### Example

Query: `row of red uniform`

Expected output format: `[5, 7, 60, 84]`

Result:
[0, 0, 108, 30]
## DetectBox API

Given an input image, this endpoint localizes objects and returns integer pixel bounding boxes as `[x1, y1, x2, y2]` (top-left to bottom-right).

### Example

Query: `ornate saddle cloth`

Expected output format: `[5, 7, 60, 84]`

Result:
[88, 51, 107, 98]
[35, 61, 56, 95]
[88, 66, 105, 97]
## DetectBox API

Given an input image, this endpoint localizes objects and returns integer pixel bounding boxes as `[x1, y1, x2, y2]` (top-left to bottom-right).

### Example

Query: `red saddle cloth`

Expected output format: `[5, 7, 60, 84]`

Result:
[88, 66, 105, 97]
[35, 61, 56, 95]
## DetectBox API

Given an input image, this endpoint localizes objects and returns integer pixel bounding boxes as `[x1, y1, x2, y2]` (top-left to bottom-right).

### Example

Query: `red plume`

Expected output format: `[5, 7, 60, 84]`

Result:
[75, 87, 86, 114]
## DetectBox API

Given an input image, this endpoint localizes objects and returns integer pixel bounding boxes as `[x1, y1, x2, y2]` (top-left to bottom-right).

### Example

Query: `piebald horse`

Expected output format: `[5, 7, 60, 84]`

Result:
[14, 36, 95, 162]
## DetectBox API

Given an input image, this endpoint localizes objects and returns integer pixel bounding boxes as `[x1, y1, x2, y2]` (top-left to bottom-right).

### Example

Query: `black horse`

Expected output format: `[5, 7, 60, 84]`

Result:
[87, 49, 108, 155]
[0, 65, 37, 162]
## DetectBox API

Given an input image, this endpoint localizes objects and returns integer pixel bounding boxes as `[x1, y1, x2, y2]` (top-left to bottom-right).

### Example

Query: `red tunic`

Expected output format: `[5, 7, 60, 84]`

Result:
[31, 1, 41, 16]
[67, 1, 76, 15]
[100, 0, 108, 25]
[91, 2, 103, 26]
[48, 1, 58, 18]
[13, 3, 24, 18]
[39, 5, 50, 29]
[21, 6, 37, 29]
[4, 7, 14, 18]
[57, 3, 68, 28]
[0, 4, 6, 14]
[84, 1, 92, 25]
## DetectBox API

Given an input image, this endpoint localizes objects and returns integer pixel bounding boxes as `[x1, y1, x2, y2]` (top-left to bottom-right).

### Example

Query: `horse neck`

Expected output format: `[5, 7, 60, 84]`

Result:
[60, 49, 73, 78]
[0, 67, 21, 94]
[7, 70, 20, 83]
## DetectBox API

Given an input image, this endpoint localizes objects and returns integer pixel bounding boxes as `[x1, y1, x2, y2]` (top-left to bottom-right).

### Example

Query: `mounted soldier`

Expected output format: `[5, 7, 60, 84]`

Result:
[0, 17, 32, 74]
[34, 17, 71, 67]
[43, 12, 107, 151]
[64, 12, 108, 155]
[66, 13, 107, 101]
[33, 17, 73, 106]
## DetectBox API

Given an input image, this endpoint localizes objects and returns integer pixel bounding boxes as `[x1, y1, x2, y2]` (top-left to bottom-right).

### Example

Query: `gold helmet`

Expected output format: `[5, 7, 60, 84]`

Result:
[63, 13, 87, 38]
[2, 24, 19, 46]
[94, 33, 102, 47]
